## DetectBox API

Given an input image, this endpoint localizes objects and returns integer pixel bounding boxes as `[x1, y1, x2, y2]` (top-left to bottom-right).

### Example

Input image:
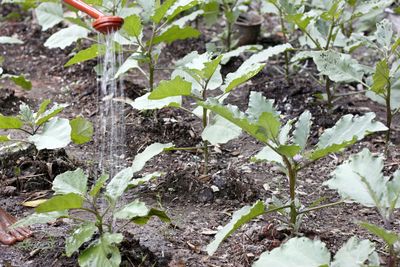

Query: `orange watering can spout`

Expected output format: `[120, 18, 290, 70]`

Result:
[63, 0, 124, 34]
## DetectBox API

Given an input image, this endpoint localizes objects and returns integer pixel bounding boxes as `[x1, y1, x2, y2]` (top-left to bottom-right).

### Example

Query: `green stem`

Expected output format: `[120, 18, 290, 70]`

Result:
[282, 156, 297, 228]
[388, 245, 397, 267]
[279, 10, 290, 82]
[298, 199, 345, 215]
[385, 83, 392, 147]
[325, 77, 333, 108]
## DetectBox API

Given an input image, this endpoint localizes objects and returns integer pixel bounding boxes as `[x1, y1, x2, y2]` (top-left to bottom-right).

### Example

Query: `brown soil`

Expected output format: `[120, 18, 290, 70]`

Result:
[1, 4, 400, 267]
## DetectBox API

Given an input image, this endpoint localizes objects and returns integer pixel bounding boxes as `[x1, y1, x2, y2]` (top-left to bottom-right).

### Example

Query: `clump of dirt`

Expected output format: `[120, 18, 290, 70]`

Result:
[0, 88, 26, 115]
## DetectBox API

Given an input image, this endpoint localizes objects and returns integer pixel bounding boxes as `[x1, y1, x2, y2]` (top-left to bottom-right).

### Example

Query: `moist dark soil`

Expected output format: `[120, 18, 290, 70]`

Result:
[1, 4, 400, 267]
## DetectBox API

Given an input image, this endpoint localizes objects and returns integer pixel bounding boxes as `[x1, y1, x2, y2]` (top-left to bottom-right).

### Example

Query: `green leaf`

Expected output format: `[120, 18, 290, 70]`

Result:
[64, 44, 106, 67]
[376, 19, 393, 50]
[202, 115, 242, 145]
[131, 208, 171, 225]
[0, 135, 10, 142]
[331, 236, 380, 267]
[286, 14, 312, 32]
[35, 2, 63, 31]
[0, 115, 23, 129]
[70, 117, 93, 144]
[29, 118, 72, 150]
[243, 43, 293, 67]
[10, 75, 32, 90]
[152, 25, 200, 45]
[122, 14, 142, 38]
[35, 103, 68, 126]
[116, 93, 181, 110]
[293, 110, 312, 150]
[66, 222, 97, 257]
[115, 55, 141, 78]
[199, 99, 269, 143]
[371, 59, 390, 95]
[310, 113, 387, 160]
[258, 112, 281, 140]
[252, 146, 284, 165]
[36, 193, 84, 212]
[37, 99, 51, 116]
[324, 149, 387, 207]
[114, 199, 149, 220]
[221, 45, 262, 65]
[149, 76, 192, 100]
[52, 168, 88, 196]
[253, 237, 330, 267]
[166, 0, 199, 21]
[246, 91, 278, 119]
[44, 25, 90, 49]
[132, 142, 173, 172]
[359, 222, 399, 246]
[276, 145, 301, 157]
[12, 211, 67, 228]
[222, 63, 265, 93]
[152, 0, 176, 23]
[312, 51, 366, 83]
[78, 233, 122, 267]
[202, 55, 223, 81]
[206, 200, 265, 255]
[89, 173, 109, 197]
[0, 36, 23, 44]
[18, 103, 34, 124]
[105, 167, 135, 204]
[136, 0, 155, 22]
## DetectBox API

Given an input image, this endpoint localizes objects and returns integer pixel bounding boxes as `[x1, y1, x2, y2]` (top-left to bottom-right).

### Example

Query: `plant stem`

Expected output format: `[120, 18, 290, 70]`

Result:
[388, 245, 397, 267]
[298, 199, 345, 215]
[202, 106, 209, 175]
[282, 156, 297, 228]
[325, 77, 333, 108]
[226, 21, 232, 51]
[385, 83, 392, 148]
[278, 10, 290, 82]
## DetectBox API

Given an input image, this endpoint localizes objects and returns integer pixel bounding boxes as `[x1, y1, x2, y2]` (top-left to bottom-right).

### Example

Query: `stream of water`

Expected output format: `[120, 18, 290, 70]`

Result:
[96, 33, 126, 177]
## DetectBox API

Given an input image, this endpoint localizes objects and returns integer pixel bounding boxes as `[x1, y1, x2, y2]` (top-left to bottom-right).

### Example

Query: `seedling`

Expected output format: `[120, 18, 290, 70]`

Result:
[13, 143, 172, 267]
[0, 100, 93, 152]
[199, 92, 386, 255]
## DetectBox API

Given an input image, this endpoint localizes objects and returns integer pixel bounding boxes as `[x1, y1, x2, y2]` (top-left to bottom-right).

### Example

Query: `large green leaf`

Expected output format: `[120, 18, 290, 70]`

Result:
[64, 44, 106, 67]
[35, 103, 68, 126]
[136, 0, 155, 22]
[258, 112, 281, 140]
[117, 93, 181, 110]
[52, 168, 88, 196]
[252, 145, 284, 165]
[131, 208, 170, 225]
[166, 0, 199, 21]
[122, 14, 143, 38]
[35, 2, 63, 31]
[246, 91, 278, 119]
[114, 199, 149, 220]
[114, 56, 141, 78]
[29, 118, 72, 150]
[152, 25, 200, 45]
[0, 115, 23, 129]
[206, 200, 265, 255]
[222, 63, 265, 93]
[312, 51, 367, 83]
[331, 237, 380, 267]
[44, 25, 90, 49]
[66, 222, 97, 257]
[253, 237, 330, 267]
[70, 117, 93, 144]
[12, 211, 67, 228]
[371, 59, 390, 95]
[243, 43, 293, 67]
[199, 99, 268, 143]
[221, 45, 262, 65]
[324, 149, 388, 207]
[292, 110, 312, 150]
[202, 115, 242, 145]
[149, 76, 192, 99]
[132, 142, 173, 172]
[9, 75, 32, 90]
[359, 222, 399, 246]
[78, 233, 123, 267]
[151, 0, 176, 23]
[129, 172, 162, 188]
[36, 193, 84, 212]
[376, 19, 393, 50]
[310, 113, 387, 160]
[105, 167, 135, 204]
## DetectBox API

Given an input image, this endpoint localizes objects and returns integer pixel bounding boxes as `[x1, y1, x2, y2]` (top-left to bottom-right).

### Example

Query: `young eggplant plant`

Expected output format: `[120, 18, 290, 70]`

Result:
[0, 100, 93, 153]
[362, 19, 400, 146]
[325, 148, 400, 267]
[13, 142, 172, 267]
[119, 44, 291, 175]
[252, 236, 380, 267]
[199, 92, 387, 255]
[115, 0, 202, 91]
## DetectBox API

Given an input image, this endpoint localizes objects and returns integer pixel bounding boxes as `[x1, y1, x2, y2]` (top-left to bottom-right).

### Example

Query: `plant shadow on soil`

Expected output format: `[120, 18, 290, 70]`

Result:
[1, 4, 400, 267]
